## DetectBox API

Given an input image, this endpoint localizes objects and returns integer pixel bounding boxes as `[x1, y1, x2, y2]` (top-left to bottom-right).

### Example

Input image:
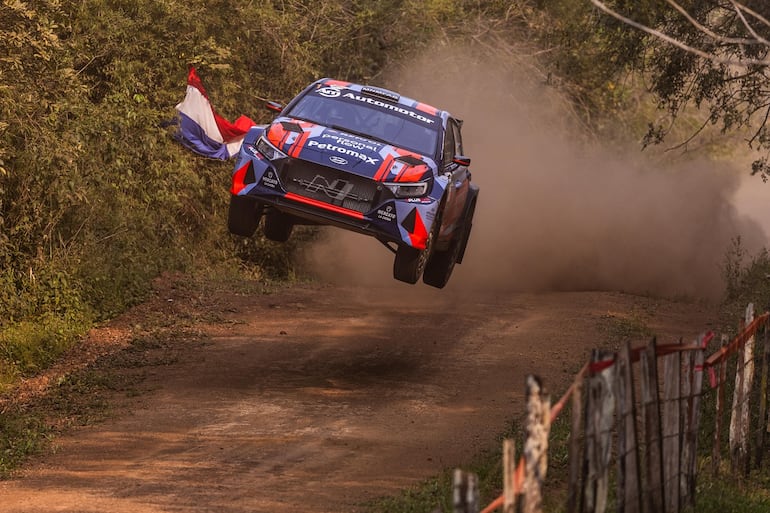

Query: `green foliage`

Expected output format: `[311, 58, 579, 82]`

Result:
[576, 1, 770, 178]
[0, 411, 50, 478]
[0, 0, 480, 384]
[0, 313, 91, 390]
[721, 237, 770, 323]
[696, 475, 770, 513]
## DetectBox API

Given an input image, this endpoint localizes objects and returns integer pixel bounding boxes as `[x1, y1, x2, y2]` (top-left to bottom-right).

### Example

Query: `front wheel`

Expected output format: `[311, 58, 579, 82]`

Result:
[393, 246, 429, 284]
[263, 210, 294, 242]
[393, 229, 435, 284]
[228, 196, 263, 237]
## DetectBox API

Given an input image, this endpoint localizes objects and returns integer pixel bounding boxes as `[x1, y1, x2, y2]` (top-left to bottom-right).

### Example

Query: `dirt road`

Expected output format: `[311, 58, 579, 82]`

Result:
[0, 281, 716, 513]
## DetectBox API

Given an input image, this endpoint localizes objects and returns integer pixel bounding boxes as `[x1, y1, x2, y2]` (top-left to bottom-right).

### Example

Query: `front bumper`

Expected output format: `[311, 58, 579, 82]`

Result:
[230, 150, 443, 250]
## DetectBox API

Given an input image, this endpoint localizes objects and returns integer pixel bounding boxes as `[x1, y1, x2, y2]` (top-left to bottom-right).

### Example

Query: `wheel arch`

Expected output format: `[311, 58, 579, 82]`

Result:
[455, 185, 478, 264]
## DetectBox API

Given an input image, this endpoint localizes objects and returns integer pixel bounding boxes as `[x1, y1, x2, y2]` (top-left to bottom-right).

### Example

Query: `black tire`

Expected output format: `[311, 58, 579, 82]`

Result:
[422, 237, 461, 289]
[455, 197, 477, 264]
[393, 226, 435, 284]
[424, 195, 477, 288]
[228, 196, 263, 237]
[263, 210, 294, 242]
[393, 246, 429, 284]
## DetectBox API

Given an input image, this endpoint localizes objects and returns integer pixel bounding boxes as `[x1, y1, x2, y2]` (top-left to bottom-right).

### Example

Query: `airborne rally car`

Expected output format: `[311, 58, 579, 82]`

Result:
[228, 78, 478, 288]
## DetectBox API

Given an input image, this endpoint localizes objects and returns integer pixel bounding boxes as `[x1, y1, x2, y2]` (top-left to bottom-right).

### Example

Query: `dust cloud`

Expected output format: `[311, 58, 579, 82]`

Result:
[302, 44, 767, 300]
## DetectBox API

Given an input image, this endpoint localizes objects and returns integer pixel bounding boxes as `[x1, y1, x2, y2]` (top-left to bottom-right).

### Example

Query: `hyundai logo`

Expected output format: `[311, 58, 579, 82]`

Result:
[329, 156, 348, 166]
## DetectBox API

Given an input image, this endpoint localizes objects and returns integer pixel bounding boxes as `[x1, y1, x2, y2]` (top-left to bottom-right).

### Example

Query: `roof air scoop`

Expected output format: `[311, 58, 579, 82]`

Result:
[361, 86, 400, 103]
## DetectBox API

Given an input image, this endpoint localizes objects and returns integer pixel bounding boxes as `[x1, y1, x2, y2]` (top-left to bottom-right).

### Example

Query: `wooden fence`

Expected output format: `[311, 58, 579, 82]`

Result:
[449, 304, 770, 513]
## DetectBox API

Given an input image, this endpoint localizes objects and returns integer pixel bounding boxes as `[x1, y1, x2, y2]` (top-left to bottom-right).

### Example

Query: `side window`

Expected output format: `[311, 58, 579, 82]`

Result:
[442, 121, 456, 166]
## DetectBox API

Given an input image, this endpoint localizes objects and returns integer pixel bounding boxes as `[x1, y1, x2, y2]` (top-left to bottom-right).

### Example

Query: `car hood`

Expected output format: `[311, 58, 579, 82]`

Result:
[265, 117, 436, 183]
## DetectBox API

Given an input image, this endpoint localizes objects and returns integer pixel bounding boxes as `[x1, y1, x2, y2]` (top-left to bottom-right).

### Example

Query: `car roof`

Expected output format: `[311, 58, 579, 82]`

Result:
[310, 78, 451, 127]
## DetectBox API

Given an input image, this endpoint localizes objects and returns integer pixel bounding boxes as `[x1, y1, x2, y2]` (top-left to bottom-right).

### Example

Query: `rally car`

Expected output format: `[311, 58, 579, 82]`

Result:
[227, 78, 478, 288]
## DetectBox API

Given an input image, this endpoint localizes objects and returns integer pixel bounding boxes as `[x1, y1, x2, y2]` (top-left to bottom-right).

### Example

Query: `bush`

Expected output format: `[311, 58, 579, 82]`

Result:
[722, 237, 770, 324]
[0, 0, 479, 383]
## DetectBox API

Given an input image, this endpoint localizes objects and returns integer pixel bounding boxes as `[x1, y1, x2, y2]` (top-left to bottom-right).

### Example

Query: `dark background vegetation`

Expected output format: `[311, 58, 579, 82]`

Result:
[1, 0, 769, 384]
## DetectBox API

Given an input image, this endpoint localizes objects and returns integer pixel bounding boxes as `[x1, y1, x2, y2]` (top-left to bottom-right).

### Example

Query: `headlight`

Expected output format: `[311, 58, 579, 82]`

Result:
[384, 181, 430, 198]
[256, 136, 287, 161]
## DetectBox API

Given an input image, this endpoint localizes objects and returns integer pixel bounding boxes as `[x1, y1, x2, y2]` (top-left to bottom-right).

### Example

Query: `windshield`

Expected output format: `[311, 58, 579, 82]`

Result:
[287, 91, 441, 156]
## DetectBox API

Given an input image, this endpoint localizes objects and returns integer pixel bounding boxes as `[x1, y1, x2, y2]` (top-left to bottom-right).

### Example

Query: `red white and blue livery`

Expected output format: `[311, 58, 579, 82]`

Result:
[228, 78, 478, 287]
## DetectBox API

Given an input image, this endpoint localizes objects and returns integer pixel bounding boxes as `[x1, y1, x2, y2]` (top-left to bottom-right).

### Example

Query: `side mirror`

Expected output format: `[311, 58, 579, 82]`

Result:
[453, 155, 471, 167]
[265, 101, 283, 113]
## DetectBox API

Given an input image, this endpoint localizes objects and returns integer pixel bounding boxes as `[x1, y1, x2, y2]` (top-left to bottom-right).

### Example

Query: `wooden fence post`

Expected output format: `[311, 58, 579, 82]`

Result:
[681, 334, 706, 509]
[503, 439, 517, 513]
[453, 469, 479, 513]
[522, 375, 551, 513]
[690, 337, 706, 500]
[662, 340, 681, 513]
[616, 341, 641, 513]
[756, 323, 769, 469]
[712, 334, 728, 476]
[566, 377, 583, 513]
[730, 303, 755, 476]
[582, 350, 615, 513]
[679, 347, 693, 511]
[640, 338, 664, 513]
[766, 324, 770, 439]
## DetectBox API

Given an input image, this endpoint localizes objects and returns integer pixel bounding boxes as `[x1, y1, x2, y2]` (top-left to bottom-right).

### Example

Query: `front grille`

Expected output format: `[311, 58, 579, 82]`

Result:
[280, 160, 380, 214]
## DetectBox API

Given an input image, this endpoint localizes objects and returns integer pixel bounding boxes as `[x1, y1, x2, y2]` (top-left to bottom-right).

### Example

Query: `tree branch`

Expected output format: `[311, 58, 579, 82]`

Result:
[730, 1, 770, 47]
[589, 0, 770, 68]
[666, 0, 759, 45]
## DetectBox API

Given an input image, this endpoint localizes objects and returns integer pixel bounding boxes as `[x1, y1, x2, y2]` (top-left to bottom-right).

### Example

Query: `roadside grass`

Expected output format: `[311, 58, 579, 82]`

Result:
[0, 314, 92, 393]
[364, 404, 574, 513]
[0, 334, 170, 478]
[696, 471, 770, 513]
[0, 272, 238, 479]
[0, 412, 51, 478]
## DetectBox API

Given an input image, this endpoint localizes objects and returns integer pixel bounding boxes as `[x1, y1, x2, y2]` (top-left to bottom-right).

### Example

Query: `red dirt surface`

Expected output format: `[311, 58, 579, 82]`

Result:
[0, 280, 716, 512]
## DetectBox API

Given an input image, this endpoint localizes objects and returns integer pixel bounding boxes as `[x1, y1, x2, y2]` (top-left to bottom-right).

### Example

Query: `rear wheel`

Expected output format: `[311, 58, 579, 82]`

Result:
[263, 210, 294, 242]
[228, 196, 263, 237]
[423, 196, 476, 288]
[422, 237, 461, 289]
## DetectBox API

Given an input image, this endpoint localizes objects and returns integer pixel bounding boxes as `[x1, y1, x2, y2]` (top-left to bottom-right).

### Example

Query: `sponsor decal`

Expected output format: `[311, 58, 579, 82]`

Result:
[316, 85, 343, 98]
[377, 204, 397, 222]
[321, 132, 381, 152]
[406, 197, 434, 204]
[307, 140, 378, 165]
[342, 92, 436, 124]
[329, 156, 348, 166]
[261, 170, 279, 189]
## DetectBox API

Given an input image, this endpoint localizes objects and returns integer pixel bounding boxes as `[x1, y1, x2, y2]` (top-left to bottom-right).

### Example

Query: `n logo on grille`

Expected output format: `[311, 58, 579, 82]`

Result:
[296, 175, 358, 205]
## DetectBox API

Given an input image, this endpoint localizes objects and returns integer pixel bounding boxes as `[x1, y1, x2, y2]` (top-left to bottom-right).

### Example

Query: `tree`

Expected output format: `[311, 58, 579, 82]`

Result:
[589, 0, 770, 180]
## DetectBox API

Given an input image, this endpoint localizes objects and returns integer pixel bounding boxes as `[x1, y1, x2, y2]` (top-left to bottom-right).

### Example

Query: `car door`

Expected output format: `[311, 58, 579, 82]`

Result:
[439, 118, 470, 241]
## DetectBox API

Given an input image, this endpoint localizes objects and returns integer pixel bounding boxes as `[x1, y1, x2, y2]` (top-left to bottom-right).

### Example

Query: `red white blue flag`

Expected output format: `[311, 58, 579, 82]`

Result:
[174, 67, 255, 159]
